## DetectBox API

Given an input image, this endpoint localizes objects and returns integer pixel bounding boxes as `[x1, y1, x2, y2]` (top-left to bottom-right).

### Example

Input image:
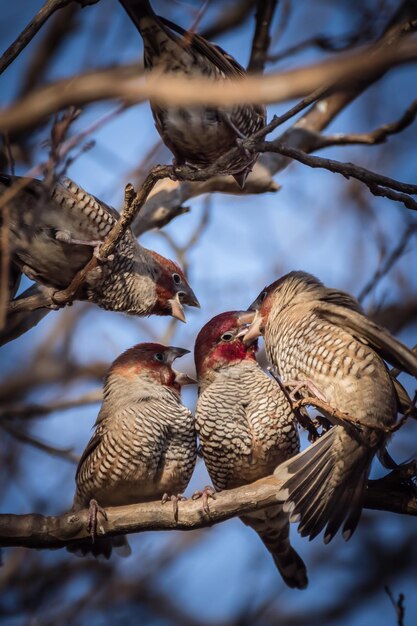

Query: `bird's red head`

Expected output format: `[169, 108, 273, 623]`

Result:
[194, 311, 258, 379]
[148, 251, 200, 322]
[110, 342, 195, 392]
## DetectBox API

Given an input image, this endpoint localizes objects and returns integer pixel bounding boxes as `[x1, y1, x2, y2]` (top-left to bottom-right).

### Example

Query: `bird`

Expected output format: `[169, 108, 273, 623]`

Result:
[0, 174, 199, 322]
[242, 270, 417, 543]
[119, 0, 266, 188]
[69, 342, 197, 558]
[194, 311, 308, 589]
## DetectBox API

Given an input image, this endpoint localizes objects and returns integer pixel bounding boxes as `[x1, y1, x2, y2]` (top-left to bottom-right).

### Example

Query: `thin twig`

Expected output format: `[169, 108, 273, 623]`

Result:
[0, 390, 102, 420]
[0, 0, 98, 75]
[1, 421, 79, 463]
[292, 396, 408, 435]
[314, 98, 417, 148]
[358, 223, 417, 302]
[385, 587, 405, 626]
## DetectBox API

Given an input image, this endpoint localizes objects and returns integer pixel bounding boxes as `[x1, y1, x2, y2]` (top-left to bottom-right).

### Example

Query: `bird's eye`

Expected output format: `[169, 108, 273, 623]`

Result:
[260, 291, 268, 302]
[154, 353, 164, 362]
[172, 273, 182, 285]
[221, 332, 234, 342]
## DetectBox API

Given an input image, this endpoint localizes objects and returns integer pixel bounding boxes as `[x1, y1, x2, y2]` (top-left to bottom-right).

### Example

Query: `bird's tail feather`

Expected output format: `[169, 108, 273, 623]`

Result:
[241, 506, 308, 590]
[274, 426, 374, 543]
[119, 0, 156, 29]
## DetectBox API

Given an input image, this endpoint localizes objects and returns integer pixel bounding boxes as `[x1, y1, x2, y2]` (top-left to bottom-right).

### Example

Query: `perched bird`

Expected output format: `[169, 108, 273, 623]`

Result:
[69, 342, 197, 558]
[119, 0, 266, 188]
[242, 271, 417, 543]
[1, 174, 199, 321]
[194, 311, 308, 589]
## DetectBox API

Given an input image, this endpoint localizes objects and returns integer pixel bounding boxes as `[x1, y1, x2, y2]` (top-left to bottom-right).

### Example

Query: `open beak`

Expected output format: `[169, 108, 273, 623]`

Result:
[166, 347, 197, 385]
[173, 369, 197, 386]
[170, 288, 200, 323]
[169, 294, 186, 323]
[242, 311, 263, 345]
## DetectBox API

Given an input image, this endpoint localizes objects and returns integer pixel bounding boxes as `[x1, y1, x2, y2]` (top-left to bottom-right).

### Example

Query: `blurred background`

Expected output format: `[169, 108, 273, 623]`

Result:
[1, 0, 417, 624]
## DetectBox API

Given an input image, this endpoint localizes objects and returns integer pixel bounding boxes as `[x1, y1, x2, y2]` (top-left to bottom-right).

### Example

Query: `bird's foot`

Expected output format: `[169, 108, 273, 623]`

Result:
[21, 264, 43, 283]
[235, 137, 252, 160]
[87, 498, 108, 543]
[161, 493, 187, 522]
[284, 379, 327, 403]
[192, 485, 216, 515]
[54, 231, 114, 262]
[173, 159, 199, 180]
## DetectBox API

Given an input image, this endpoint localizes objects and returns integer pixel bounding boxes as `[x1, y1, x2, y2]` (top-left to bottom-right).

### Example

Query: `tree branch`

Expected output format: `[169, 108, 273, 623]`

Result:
[312, 97, 417, 148]
[258, 141, 417, 210]
[0, 469, 416, 550]
[0, 0, 98, 76]
[247, 0, 278, 74]
[1, 38, 417, 134]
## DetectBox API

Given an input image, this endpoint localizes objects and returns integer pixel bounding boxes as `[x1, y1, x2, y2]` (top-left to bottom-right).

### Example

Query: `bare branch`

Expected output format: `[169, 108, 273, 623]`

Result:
[358, 223, 417, 302]
[258, 141, 417, 210]
[1, 39, 417, 134]
[0, 0, 98, 76]
[0, 390, 102, 420]
[313, 98, 417, 148]
[0, 470, 416, 550]
[385, 586, 406, 626]
[248, 1, 278, 74]
[1, 421, 79, 463]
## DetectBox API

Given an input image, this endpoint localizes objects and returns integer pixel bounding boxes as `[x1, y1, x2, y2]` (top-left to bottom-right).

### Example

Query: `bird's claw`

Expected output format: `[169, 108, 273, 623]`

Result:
[92, 243, 114, 263]
[161, 493, 187, 522]
[192, 485, 216, 516]
[54, 231, 113, 263]
[284, 379, 326, 403]
[87, 498, 108, 543]
[235, 137, 251, 159]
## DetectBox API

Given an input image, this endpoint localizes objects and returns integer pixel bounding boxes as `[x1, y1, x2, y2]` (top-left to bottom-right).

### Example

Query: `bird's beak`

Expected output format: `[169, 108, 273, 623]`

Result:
[242, 311, 263, 345]
[169, 294, 187, 323]
[166, 347, 196, 385]
[236, 310, 256, 325]
[173, 369, 197, 386]
[170, 288, 200, 323]
[166, 346, 190, 363]
[235, 310, 256, 338]
[181, 287, 200, 309]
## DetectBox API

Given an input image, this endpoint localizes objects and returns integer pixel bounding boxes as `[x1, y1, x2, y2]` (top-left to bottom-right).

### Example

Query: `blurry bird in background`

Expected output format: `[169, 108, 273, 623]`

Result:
[0, 175, 199, 343]
[194, 311, 308, 589]
[68, 342, 197, 558]
[243, 271, 417, 544]
[119, 0, 266, 188]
